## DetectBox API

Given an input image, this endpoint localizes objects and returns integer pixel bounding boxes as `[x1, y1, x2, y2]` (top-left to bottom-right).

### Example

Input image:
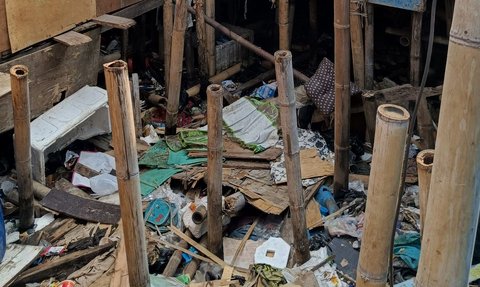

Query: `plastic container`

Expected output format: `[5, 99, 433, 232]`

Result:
[0, 200, 6, 263]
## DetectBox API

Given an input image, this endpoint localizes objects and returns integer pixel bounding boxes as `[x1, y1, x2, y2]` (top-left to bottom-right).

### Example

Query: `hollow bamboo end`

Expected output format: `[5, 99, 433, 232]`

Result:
[274, 50, 292, 62]
[377, 104, 410, 123]
[206, 84, 223, 96]
[10, 65, 29, 79]
[416, 149, 434, 168]
[103, 60, 128, 72]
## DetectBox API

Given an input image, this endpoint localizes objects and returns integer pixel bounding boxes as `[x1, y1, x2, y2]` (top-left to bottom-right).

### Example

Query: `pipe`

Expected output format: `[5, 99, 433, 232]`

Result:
[416, 149, 434, 235]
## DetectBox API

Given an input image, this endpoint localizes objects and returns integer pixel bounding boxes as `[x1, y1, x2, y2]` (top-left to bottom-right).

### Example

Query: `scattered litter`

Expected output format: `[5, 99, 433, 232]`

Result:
[393, 232, 421, 270]
[252, 82, 277, 99]
[141, 124, 161, 145]
[71, 151, 118, 196]
[324, 214, 364, 239]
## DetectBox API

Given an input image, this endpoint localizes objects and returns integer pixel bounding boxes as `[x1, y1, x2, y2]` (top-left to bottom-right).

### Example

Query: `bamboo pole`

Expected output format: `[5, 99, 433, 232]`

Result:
[278, 0, 290, 50]
[206, 84, 223, 257]
[274, 50, 310, 264]
[131, 73, 142, 137]
[416, 149, 434, 235]
[416, 2, 480, 285]
[364, 4, 374, 90]
[308, 0, 318, 61]
[165, 0, 188, 135]
[103, 60, 149, 287]
[350, 0, 365, 89]
[163, 0, 174, 91]
[410, 11, 435, 149]
[186, 63, 242, 97]
[10, 65, 34, 231]
[162, 230, 192, 277]
[206, 0, 216, 76]
[195, 0, 209, 81]
[333, 0, 351, 197]
[186, 6, 309, 82]
[357, 104, 410, 287]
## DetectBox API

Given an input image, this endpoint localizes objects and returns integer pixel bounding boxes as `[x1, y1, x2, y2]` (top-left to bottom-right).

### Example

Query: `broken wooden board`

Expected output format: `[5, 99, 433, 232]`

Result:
[92, 14, 136, 29]
[5, 0, 96, 53]
[223, 237, 264, 269]
[306, 199, 322, 230]
[14, 242, 115, 285]
[0, 72, 9, 97]
[223, 160, 271, 170]
[0, 244, 43, 286]
[40, 188, 121, 224]
[54, 31, 92, 46]
[0, 28, 100, 133]
[300, 149, 334, 179]
[226, 177, 289, 215]
[189, 140, 283, 162]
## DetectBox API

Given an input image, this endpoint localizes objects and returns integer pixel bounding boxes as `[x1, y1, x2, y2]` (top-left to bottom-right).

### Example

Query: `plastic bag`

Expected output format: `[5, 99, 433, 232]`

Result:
[324, 215, 363, 239]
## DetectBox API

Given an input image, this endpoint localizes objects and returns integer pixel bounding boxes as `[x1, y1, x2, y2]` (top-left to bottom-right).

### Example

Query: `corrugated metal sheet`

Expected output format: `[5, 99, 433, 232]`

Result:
[368, 0, 426, 12]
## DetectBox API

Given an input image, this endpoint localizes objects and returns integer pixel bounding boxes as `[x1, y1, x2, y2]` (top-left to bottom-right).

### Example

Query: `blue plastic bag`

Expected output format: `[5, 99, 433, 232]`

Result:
[0, 200, 6, 263]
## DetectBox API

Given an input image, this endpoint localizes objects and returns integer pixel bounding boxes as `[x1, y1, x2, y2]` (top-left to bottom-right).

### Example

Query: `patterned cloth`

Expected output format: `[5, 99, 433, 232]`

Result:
[305, 57, 362, 114]
[270, 129, 334, 186]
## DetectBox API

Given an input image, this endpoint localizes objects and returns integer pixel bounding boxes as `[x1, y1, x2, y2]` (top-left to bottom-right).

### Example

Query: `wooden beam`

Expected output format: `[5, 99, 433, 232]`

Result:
[53, 31, 92, 46]
[93, 14, 136, 30]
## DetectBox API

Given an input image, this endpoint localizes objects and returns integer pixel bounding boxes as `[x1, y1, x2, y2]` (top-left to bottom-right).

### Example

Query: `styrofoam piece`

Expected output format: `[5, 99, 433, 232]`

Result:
[254, 237, 291, 269]
[30, 86, 111, 183]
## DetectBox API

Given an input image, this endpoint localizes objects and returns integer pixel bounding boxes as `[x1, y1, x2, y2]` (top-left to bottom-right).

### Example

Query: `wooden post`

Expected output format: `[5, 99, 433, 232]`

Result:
[278, 0, 290, 50]
[357, 104, 410, 287]
[362, 91, 377, 145]
[364, 4, 374, 90]
[350, 0, 365, 88]
[103, 60, 149, 287]
[163, 0, 174, 91]
[10, 65, 34, 231]
[186, 6, 309, 82]
[131, 73, 142, 137]
[206, 0, 216, 76]
[309, 0, 318, 62]
[416, 149, 434, 235]
[121, 29, 129, 62]
[333, 0, 351, 197]
[274, 50, 310, 264]
[195, 0, 209, 81]
[206, 84, 223, 257]
[416, 2, 480, 285]
[165, 0, 187, 135]
[411, 11, 435, 149]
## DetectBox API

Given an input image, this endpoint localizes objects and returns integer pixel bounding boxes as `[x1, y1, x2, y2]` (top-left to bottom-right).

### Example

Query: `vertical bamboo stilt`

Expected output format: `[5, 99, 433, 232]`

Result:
[274, 50, 310, 264]
[416, 149, 434, 235]
[185, 29, 196, 84]
[206, 0, 216, 76]
[278, 0, 290, 50]
[10, 65, 34, 231]
[350, 0, 365, 89]
[357, 104, 410, 287]
[308, 0, 318, 62]
[416, 2, 480, 285]
[165, 0, 187, 135]
[206, 84, 223, 257]
[195, 0, 209, 81]
[364, 4, 374, 90]
[411, 11, 435, 149]
[121, 30, 129, 62]
[163, 0, 174, 90]
[131, 73, 142, 137]
[333, 0, 351, 197]
[103, 60, 149, 287]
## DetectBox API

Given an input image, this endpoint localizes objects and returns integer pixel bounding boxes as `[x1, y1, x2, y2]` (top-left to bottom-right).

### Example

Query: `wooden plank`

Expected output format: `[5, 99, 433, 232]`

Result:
[0, 0, 9, 54]
[15, 242, 115, 285]
[0, 71, 9, 97]
[54, 31, 92, 46]
[0, 28, 100, 133]
[96, 0, 122, 16]
[0, 244, 43, 286]
[5, 0, 96, 53]
[40, 188, 121, 224]
[223, 160, 271, 170]
[93, 14, 136, 29]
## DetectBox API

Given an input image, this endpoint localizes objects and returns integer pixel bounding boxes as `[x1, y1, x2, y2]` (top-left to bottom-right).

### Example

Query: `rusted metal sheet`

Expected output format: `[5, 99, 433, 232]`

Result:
[368, 0, 426, 12]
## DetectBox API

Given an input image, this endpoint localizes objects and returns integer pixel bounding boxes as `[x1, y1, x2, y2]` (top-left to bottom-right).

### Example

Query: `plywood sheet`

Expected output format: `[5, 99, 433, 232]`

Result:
[0, 0, 9, 53]
[0, 29, 100, 133]
[300, 149, 334, 179]
[54, 31, 92, 46]
[5, 0, 96, 53]
[0, 244, 43, 286]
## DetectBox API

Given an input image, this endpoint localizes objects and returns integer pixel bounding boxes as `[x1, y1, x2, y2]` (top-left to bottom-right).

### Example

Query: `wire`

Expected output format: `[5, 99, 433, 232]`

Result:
[389, 0, 438, 284]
